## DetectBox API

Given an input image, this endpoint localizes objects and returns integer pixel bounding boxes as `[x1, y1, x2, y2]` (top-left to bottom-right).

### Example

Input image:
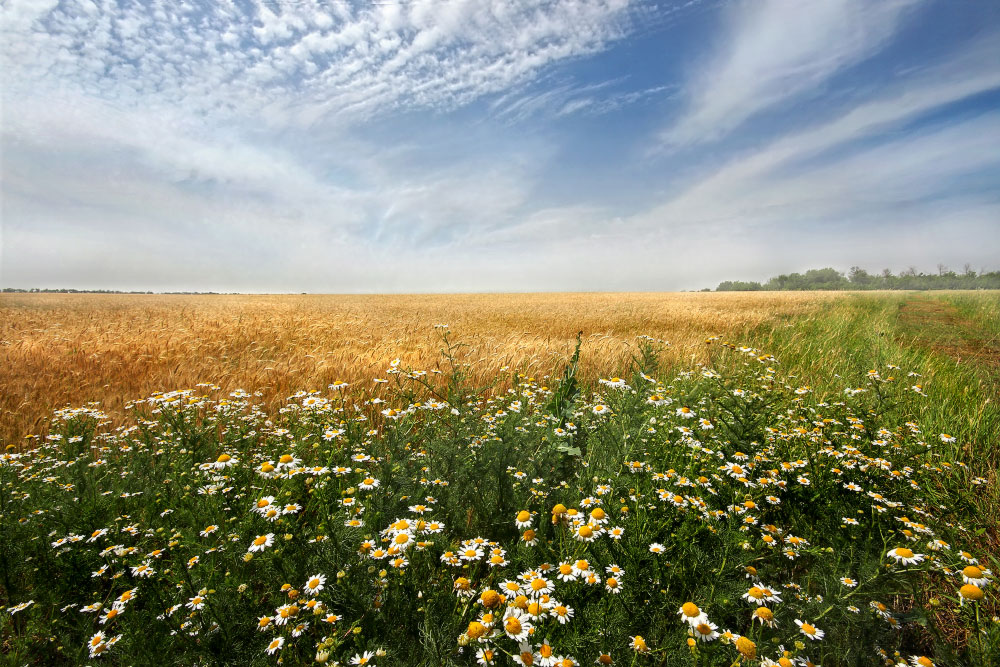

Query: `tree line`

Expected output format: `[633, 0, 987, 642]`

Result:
[2, 288, 223, 294]
[715, 265, 1000, 291]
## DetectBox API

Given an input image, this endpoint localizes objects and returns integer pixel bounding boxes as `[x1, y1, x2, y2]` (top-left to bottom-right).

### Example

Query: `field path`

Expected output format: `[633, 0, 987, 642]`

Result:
[898, 294, 1000, 373]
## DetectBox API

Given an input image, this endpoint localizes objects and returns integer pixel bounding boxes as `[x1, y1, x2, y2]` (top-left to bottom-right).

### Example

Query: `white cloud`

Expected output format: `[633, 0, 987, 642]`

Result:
[490, 77, 674, 122]
[1, 0, 633, 127]
[662, 0, 918, 145]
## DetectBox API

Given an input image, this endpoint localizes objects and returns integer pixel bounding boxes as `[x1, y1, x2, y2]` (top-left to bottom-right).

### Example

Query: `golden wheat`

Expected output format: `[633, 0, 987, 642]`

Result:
[0, 292, 840, 443]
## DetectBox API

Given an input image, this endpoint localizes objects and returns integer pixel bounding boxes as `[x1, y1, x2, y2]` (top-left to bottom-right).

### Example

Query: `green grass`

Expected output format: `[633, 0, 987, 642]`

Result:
[753, 292, 1000, 471]
[2, 293, 998, 667]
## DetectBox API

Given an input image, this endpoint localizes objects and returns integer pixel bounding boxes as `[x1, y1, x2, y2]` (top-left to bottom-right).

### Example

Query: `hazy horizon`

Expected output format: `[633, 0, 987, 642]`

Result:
[3, 0, 999, 292]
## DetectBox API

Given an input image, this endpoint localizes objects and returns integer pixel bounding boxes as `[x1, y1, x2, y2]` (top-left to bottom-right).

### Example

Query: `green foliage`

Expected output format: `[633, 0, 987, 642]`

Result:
[715, 265, 1000, 291]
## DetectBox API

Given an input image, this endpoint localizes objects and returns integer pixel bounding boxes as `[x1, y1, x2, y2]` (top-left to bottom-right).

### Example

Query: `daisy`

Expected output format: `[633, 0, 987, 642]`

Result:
[962, 566, 990, 587]
[359, 477, 380, 490]
[604, 575, 623, 593]
[648, 542, 666, 555]
[734, 636, 756, 660]
[887, 547, 925, 565]
[254, 496, 277, 514]
[551, 603, 574, 624]
[99, 607, 123, 625]
[870, 600, 892, 619]
[676, 407, 695, 419]
[7, 600, 34, 614]
[572, 559, 593, 577]
[592, 404, 610, 415]
[840, 577, 858, 588]
[214, 453, 237, 469]
[527, 576, 554, 597]
[265, 636, 284, 655]
[476, 647, 499, 665]
[453, 577, 473, 596]
[556, 562, 578, 582]
[959, 584, 984, 602]
[303, 574, 326, 595]
[513, 642, 538, 667]
[248, 534, 275, 553]
[502, 608, 533, 641]
[276, 454, 300, 470]
[88, 632, 109, 658]
[274, 604, 299, 625]
[691, 620, 719, 642]
[678, 602, 708, 627]
[588, 507, 608, 524]
[630, 635, 649, 653]
[113, 589, 137, 610]
[751, 606, 777, 628]
[459, 546, 484, 561]
[536, 641, 557, 666]
[743, 585, 781, 605]
[487, 551, 508, 568]
[794, 619, 825, 641]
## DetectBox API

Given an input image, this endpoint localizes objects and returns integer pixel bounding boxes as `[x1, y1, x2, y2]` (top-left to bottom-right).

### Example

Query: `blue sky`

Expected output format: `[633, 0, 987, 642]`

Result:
[2, 0, 998, 292]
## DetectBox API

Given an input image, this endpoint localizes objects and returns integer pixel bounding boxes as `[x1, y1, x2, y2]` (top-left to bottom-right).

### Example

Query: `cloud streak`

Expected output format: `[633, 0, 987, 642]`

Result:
[662, 0, 918, 146]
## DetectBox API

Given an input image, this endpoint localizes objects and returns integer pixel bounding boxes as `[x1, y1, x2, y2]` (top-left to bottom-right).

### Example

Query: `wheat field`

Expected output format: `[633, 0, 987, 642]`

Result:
[0, 292, 837, 444]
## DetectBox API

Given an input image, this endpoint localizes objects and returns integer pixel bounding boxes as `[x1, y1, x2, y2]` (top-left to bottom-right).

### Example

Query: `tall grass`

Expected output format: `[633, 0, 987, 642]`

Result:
[0, 292, 837, 444]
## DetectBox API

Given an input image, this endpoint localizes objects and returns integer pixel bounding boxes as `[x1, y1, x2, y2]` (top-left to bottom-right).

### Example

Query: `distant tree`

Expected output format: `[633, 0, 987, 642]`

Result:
[848, 266, 872, 286]
[715, 264, 999, 291]
[716, 280, 764, 292]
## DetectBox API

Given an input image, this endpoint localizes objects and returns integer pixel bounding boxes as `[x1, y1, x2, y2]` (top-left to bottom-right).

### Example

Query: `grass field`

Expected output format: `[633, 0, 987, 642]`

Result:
[0, 291, 838, 445]
[1, 291, 998, 666]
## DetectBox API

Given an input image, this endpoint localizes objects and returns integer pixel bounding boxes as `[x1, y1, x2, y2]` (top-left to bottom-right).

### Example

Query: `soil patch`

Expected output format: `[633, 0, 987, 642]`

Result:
[898, 296, 1000, 371]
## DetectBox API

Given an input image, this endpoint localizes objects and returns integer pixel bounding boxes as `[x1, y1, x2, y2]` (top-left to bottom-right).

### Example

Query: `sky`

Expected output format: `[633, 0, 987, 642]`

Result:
[2, 0, 999, 293]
